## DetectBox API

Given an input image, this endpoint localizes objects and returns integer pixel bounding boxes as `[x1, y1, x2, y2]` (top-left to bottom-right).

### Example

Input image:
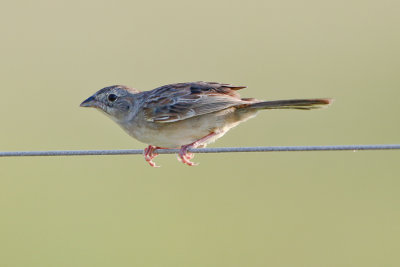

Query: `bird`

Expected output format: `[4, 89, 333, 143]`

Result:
[80, 81, 332, 167]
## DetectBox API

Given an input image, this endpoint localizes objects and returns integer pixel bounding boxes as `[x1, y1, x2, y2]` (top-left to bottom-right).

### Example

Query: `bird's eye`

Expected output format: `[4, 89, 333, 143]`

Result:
[108, 94, 118, 102]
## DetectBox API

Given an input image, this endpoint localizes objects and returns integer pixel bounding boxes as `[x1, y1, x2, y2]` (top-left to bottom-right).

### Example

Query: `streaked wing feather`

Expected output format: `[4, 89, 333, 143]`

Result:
[143, 82, 246, 123]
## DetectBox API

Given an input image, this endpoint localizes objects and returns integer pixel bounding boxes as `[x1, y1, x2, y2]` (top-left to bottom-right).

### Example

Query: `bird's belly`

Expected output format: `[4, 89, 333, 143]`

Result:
[128, 118, 216, 148]
[122, 108, 257, 148]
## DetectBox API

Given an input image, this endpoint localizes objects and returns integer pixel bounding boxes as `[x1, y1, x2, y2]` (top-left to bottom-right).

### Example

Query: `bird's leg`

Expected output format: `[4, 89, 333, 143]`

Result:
[143, 145, 163, 168]
[178, 132, 217, 166]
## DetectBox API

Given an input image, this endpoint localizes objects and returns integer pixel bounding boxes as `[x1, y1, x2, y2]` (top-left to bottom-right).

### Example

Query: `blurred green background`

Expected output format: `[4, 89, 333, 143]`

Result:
[1, 0, 399, 266]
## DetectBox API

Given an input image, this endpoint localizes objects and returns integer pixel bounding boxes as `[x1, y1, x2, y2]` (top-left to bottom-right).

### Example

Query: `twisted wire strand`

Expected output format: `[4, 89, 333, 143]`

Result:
[0, 144, 399, 157]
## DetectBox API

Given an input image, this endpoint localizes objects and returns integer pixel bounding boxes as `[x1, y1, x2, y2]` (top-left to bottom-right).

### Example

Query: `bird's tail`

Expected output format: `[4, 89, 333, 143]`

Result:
[243, 98, 333, 110]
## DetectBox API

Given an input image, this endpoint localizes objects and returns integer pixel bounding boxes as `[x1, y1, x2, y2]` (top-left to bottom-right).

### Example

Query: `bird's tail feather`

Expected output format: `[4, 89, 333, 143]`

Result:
[244, 98, 333, 110]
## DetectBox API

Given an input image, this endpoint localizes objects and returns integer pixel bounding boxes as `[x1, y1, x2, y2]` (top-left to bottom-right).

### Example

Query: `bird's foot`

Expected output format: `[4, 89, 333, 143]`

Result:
[178, 144, 198, 166]
[144, 145, 161, 168]
[177, 132, 218, 166]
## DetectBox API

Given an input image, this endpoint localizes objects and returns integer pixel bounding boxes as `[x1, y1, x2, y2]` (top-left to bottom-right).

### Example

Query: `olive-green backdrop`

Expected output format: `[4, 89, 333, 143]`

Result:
[1, 0, 399, 266]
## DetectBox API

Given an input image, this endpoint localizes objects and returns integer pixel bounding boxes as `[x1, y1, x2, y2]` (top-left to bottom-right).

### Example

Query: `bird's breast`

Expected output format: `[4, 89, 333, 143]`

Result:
[118, 108, 258, 148]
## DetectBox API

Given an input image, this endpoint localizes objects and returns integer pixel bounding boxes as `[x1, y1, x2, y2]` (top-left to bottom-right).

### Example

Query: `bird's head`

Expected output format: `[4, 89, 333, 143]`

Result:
[80, 85, 140, 122]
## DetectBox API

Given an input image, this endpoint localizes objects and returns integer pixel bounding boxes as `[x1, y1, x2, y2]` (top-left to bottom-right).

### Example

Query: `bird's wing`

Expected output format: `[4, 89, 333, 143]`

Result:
[142, 81, 247, 123]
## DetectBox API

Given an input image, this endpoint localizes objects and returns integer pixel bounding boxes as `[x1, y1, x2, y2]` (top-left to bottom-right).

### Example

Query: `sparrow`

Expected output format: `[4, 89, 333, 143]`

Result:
[80, 81, 332, 167]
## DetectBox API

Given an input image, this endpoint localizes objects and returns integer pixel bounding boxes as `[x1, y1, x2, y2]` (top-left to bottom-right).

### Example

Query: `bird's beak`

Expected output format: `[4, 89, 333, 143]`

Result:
[80, 96, 97, 108]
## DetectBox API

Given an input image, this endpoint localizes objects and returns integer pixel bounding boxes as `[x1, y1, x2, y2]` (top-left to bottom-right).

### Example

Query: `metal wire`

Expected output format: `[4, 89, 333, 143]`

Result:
[0, 144, 399, 157]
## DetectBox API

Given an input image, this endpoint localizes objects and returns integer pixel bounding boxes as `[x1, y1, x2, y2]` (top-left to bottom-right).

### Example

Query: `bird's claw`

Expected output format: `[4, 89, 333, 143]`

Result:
[178, 146, 199, 166]
[144, 145, 161, 168]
